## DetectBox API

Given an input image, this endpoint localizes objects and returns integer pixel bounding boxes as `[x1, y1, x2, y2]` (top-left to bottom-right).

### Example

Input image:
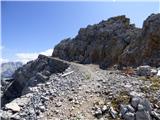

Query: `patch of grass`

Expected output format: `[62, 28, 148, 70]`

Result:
[150, 82, 160, 91]
[111, 91, 130, 110]
[138, 76, 148, 81]
[85, 73, 91, 80]
[75, 117, 81, 120]
[140, 86, 150, 93]
[149, 77, 160, 91]
[139, 76, 160, 92]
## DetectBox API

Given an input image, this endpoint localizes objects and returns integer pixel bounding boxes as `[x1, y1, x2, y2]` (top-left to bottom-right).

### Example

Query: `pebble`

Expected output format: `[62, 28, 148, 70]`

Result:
[94, 108, 102, 118]
[131, 97, 141, 109]
[55, 102, 62, 107]
[5, 102, 20, 112]
[123, 112, 135, 120]
[109, 106, 117, 119]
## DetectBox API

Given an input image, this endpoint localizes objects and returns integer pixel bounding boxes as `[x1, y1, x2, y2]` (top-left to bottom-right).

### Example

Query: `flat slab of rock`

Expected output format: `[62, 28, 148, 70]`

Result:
[5, 102, 20, 112]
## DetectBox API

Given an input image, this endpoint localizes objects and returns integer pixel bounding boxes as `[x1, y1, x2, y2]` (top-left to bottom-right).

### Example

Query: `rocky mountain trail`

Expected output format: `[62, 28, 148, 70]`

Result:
[1, 13, 160, 120]
[1, 55, 160, 120]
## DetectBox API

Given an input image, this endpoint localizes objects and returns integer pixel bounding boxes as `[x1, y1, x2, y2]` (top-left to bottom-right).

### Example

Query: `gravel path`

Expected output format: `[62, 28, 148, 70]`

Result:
[1, 59, 160, 120]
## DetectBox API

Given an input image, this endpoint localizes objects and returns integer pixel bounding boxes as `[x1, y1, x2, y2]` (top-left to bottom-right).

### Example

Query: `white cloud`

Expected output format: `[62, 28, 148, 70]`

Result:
[16, 49, 53, 63]
[40, 49, 53, 56]
[0, 58, 9, 64]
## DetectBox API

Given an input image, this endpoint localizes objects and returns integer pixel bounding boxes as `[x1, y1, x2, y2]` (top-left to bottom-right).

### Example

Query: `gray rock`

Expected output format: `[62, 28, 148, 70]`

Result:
[109, 106, 117, 119]
[131, 97, 141, 109]
[42, 70, 51, 76]
[127, 104, 135, 113]
[151, 111, 160, 120]
[55, 102, 62, 107]
[138, 104, 145, 111]
[136, 111, 152, 120]
[94, 108, 102, 118]
[36, 72, 48, 82]
[119, 13, 160, 67]
[1, 110, 13, 119]
[120, 104, 128, 117]
[11, 113, 21, 120]
[123, 112, 135, 120]
[140, 99, 152, 112]
[137, 65, 151, 76]
[129, 91, 144, 97]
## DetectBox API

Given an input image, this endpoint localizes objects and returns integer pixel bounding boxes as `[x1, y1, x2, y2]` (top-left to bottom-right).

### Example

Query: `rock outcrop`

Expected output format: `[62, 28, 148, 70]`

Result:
[1, 55, 69, 106]
[52, 13, 160, 68]
[119, 13, 160, 67]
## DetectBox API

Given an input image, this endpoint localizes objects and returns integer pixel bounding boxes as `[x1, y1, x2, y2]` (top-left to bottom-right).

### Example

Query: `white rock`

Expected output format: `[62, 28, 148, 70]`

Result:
[5, 102, 20, 112]
[109, 106, 117, 119]
[102, 105, 108, 113]
[123, 112, 135, 120]
[127, 104, 135, 112]
[130, 91, 144, 97]
[11, 97, 29, 107]
[138, 104, 145, 111]
[151, 69, 157, 75]
[157, 70, 160, 76]
[124, 84, 132, 88]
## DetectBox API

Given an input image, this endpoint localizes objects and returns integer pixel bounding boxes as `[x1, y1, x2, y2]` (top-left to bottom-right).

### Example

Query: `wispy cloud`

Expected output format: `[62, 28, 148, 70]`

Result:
[0, 45, 4, 50]
[16, 49, 53, 63]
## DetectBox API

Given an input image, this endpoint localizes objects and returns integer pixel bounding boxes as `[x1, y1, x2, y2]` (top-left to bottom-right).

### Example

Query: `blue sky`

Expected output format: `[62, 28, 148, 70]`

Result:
[1, 1, 160, 63]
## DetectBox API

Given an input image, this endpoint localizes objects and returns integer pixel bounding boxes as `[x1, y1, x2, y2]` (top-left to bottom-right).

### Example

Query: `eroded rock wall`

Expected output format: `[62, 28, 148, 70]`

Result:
[52, 14, 160, 68]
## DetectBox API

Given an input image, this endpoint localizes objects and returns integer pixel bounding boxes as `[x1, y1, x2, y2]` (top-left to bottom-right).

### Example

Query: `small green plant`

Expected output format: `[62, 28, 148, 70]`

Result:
[75, 117, 81, 120]
[139, 76, 160, 91]
[111, 91, 130, 110]
[85, 73, 91, 80]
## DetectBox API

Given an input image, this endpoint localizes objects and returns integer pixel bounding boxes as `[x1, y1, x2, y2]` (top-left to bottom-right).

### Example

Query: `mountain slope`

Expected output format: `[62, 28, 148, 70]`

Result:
[1, 55, 160, 120]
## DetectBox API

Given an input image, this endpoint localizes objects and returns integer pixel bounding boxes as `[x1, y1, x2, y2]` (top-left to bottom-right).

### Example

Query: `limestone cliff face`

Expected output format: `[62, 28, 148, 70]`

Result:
[119, 13, 160, 67]
[52, 13, 160, 68]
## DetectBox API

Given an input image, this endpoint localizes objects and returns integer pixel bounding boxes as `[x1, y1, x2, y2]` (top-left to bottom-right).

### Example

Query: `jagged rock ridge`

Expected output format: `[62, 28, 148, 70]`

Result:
[52, 13, 160, 68]
[1, 55, 69, 105]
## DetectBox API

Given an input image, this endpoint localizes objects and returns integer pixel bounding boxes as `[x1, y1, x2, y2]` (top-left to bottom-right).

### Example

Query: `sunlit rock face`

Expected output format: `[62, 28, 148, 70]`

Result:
[119, 13, 160, 67]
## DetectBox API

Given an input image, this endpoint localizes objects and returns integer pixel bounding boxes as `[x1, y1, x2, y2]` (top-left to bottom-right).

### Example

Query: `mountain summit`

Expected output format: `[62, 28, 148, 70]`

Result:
[52, 13, 160, 68]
